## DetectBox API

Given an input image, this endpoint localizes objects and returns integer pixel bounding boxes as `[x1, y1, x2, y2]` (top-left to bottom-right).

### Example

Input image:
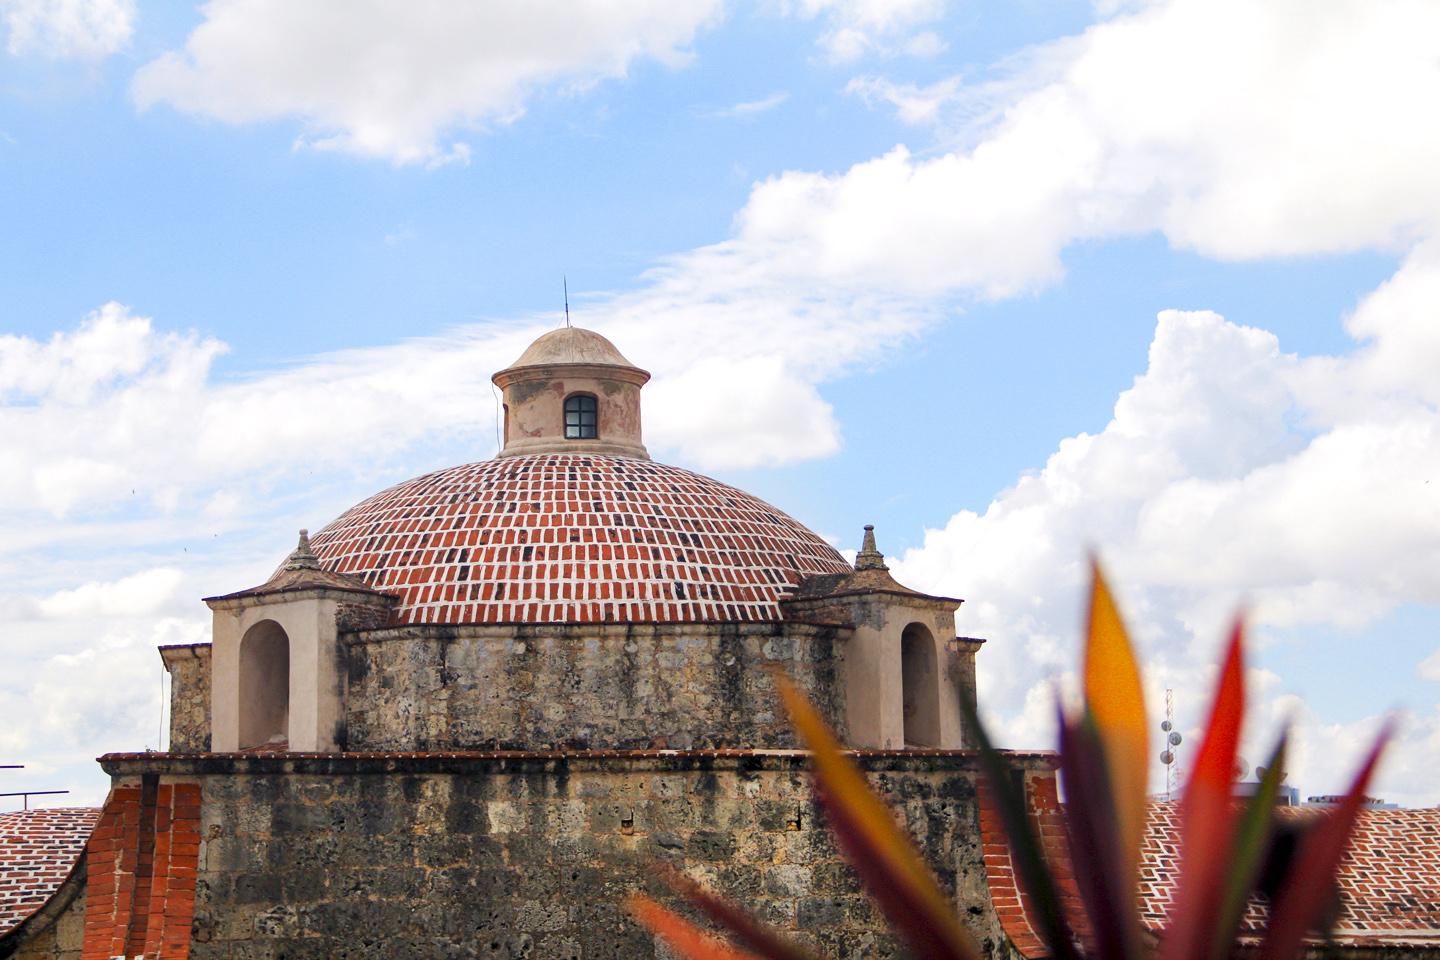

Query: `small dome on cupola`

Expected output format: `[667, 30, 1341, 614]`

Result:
[491, 325, 651, 460]
[507, 326, 641, 369]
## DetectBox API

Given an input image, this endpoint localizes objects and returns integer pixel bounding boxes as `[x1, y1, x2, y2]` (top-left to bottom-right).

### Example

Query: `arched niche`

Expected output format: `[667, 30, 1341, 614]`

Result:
[238, 619, 290, 749]
[901, 622, 941, 748]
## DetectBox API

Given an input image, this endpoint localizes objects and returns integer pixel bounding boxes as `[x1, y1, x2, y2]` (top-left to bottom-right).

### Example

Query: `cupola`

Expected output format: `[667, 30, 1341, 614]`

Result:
[491, 326, 650, 459]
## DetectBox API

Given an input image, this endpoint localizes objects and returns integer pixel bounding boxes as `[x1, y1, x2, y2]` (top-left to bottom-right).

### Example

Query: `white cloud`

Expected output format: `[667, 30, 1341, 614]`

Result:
[730, 0, 1440, 300]
[787, 0, 946, 63]
[846, 73, 963, 125]
[131, 0, 723, 165]
[0, 284, 927, 524]
[1421, 649, 1440, 683]
[889, 297, 1440, 804]
[707, 91, 790, 119]
[33, 568, 184, 620]
[1, 0, 133, 59]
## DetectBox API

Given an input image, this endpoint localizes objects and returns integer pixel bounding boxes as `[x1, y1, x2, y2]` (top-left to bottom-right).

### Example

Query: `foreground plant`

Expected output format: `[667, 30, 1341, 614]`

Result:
[629, 562, 1388, 960]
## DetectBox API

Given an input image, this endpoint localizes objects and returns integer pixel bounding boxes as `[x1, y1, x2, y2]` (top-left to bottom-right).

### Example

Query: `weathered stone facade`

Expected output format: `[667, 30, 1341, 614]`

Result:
[343, 622, 848, 751]
[80, 752, 1036, 960]
[162, 643, 212, 753]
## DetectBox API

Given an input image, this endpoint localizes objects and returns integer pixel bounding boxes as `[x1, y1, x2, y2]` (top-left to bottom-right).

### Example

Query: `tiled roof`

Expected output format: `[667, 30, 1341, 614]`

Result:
[0, 807, 98, 936]
[982, 793, 1440, 959]
[310, 454, 851, 624]
[1140, 803, 1440, 944]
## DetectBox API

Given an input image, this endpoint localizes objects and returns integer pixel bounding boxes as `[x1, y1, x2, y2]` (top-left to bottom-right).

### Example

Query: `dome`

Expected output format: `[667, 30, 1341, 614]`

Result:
[502, 326, 641, 372]
[309, 454, 850, 624]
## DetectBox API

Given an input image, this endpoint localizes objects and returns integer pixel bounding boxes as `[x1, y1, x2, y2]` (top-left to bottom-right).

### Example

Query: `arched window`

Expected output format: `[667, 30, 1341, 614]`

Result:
[564, 393, 597, 439]
[901, 622, 940, 747]
[238, 620, 289, 749]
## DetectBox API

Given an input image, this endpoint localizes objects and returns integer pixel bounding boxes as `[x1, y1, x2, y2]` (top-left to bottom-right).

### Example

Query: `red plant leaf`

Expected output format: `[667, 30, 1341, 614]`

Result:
[1258, 725, 1391, 960]
[661, 869, 818, 960]
[1160, 619, 1245, 960]
[628, 896, 765, 960]
[1059, 708, 1142, 960]
[776, 674, 983, 960]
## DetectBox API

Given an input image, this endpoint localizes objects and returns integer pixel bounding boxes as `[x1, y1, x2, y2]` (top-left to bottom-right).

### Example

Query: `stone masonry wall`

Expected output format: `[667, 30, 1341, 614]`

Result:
[98, 752, 1045, 960]
[344, 622, 849, 751]
[162, 644, 212, 753]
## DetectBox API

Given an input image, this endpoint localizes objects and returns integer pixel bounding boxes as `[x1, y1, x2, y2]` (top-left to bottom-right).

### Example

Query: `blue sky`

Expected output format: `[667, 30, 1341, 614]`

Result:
[1, 0, 1438, 808]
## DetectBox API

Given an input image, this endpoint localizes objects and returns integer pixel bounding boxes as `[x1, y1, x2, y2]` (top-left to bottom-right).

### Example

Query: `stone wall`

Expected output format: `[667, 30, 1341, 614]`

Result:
[97, 751, 1043, 960]
[162, 643, 212, 753]
[343, 622, 849, 751]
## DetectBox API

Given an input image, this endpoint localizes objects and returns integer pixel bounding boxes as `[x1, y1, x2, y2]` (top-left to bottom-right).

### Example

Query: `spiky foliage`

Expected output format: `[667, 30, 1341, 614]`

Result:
[630, 562, 1388, 960]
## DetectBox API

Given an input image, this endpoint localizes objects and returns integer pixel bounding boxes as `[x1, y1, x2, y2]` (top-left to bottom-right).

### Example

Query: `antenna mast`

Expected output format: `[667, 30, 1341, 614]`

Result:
[1160, 688, 1182, 801]
[564, 276, 571, 328]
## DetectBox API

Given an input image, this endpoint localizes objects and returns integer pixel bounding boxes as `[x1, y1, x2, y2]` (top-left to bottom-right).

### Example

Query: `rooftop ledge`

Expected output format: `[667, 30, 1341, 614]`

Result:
[98, 748, 1057, 776]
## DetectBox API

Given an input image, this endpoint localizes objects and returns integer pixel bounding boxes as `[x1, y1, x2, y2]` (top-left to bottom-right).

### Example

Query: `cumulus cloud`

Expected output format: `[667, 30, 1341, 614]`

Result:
[890, 296, 1440, 804]
[1, 0, 133, 59]
[131, 0, 723, 165]
[0, 279, 933, 524]
[726, 0, 1440, 300]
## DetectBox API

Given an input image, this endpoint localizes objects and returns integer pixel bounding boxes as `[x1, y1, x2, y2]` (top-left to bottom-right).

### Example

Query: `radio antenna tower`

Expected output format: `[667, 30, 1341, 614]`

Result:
[1159, 689, 1182, 801]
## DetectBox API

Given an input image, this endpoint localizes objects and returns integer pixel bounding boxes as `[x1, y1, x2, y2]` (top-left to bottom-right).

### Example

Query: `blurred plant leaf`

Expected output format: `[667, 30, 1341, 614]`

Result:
[1160, 619, 1245, 960]
[1082, 558, 1149, 886]
[659, 868, 818, 960]
[1259, 726, 1390, 960]
[1210, 735, 1288, 960]
[1059, 708, 1141, 960]
[960, 692, 1081, 960]
[777, 674, 983, 960]
[627, 896, 763, 960]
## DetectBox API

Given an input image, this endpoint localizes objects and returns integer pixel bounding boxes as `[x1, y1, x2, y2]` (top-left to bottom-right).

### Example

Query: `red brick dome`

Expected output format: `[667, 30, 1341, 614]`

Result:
[309, 454, 850, 624]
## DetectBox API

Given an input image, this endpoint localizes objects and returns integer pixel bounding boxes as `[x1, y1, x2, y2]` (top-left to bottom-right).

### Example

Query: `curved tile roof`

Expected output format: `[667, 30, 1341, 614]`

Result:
[1141, 804, 1440, 943]
[0, 807, 98, 936]
[310, 454, 851, 624]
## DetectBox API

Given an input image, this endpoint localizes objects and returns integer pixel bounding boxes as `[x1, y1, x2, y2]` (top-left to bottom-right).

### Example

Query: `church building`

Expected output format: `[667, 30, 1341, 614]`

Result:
[1, 327, 1436, 959]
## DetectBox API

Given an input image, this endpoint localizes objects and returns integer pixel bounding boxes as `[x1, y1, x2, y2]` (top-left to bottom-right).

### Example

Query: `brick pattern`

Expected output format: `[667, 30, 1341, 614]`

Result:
[0, 807, 98, 936]
[309, 454, 851, 624]
[977, 772, 1089, 960]
[987, 795, 1440, 959]
[82, 782, 201, 960]
[1139, 803, 1440, 940]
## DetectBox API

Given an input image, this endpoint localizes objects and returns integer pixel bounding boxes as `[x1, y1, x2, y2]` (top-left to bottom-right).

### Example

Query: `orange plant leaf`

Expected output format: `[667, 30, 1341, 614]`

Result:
[661, 868, 818, 960]
[627, 896, 764, 960]
[776, 674, 982, 960]
[1082, 558, 1149, 881]
[1160, 618, 1245, 960]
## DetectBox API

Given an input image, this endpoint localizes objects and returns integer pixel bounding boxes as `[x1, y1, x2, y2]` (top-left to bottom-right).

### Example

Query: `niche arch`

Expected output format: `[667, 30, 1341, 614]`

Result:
[900, 622, 940, 747]
[238, 619, 290, 749]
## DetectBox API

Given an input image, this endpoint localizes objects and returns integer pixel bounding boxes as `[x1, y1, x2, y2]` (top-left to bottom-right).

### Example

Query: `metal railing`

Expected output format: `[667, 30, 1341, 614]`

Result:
[1, 764, 70, 810]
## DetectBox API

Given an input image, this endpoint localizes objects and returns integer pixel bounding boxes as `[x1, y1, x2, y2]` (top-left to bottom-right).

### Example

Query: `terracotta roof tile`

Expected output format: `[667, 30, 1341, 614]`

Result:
[0, 806, 98, 936]
[310, 454, 850, 624]
[1140, 803, 1440, 940]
